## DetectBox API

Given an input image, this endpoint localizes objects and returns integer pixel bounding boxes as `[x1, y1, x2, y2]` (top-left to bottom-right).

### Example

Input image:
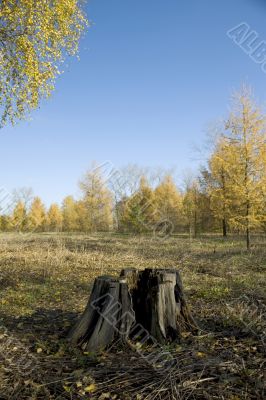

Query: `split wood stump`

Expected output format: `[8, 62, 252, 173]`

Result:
[69, 268, 198, 351]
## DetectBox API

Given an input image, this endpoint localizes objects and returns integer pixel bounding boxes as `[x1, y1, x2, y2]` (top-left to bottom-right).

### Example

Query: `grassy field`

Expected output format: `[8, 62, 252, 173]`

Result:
[0, 233, 265, 399]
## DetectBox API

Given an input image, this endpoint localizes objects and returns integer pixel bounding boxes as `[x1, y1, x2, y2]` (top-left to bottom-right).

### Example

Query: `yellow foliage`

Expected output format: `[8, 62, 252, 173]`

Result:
[0, 0, 87, 125]
[11, 201, 27, 232]
[79, 165, 114, 232]
[28, 197, 46, 231]
[46, 203, 63, 231]
[154, 175, 183, 231]
[207, 86, 266, 247]
[84, 383, 96, 393]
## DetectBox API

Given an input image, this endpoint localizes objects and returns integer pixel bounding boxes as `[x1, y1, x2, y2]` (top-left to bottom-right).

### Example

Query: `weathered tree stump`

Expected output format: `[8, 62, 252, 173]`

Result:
[69, 268, 198, 351]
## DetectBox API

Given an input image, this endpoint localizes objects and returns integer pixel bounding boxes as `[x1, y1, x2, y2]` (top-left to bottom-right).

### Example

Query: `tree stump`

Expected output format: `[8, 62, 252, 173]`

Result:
[69, 268, 198, 351]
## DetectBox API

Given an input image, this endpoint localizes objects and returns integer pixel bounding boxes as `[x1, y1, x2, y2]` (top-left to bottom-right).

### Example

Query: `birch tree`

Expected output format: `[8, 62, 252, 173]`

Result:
[0, 0, 87, 126]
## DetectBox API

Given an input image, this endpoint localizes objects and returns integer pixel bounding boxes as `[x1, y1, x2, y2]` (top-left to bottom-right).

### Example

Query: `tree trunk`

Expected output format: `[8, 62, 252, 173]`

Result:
[193, 211, 197, 238]
[69, 268, 198, 352]
[246, 200, 250, 250]
[246, 227, 250, 250]
[222, 218, 227, 237]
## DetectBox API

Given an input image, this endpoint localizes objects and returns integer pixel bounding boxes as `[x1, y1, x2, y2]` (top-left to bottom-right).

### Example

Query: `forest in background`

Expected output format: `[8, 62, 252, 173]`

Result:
[1, 87, 266, 249]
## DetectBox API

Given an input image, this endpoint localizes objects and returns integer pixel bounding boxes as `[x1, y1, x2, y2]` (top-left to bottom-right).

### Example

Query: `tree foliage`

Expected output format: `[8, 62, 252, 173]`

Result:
[79, 166, 113, 232]
[11, 200, 27, 232]
[1, 87, 265, 248]
[225, 87, 266, 247]
[121, 177, 156, 234]
[47, 203, 63, 231]
[154, 175, 183, 231]
[206, 138, 233, 236]
[28, 197, 46, 231]
[62, 196, 79, 232]
[0, 0, 87, 126]
[204, 86, 266, 247]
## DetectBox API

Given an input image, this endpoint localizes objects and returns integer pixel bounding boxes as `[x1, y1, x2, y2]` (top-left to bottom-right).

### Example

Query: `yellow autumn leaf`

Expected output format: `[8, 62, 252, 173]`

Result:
[84, 383, 96, 393]
[196, 351, 206, 358]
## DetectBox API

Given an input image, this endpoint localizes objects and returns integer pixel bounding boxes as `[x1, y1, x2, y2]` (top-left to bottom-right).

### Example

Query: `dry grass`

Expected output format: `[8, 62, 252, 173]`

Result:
[0, 232, 265, 399]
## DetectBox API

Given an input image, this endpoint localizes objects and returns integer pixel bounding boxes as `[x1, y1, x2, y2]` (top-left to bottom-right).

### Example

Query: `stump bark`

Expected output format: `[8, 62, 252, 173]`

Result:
[69, 268, 198, 351]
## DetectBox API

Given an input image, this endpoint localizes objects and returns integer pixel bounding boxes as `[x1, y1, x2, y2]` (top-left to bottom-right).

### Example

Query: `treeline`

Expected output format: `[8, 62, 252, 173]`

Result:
[1, 87, 265, 248]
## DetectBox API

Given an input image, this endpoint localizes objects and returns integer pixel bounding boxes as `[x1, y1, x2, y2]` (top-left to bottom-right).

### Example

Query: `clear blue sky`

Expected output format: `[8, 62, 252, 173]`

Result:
[1, 0, 266, 206]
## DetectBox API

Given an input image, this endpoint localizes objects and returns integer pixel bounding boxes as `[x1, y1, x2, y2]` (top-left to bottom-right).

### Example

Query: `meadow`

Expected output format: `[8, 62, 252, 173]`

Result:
[0, 232, 265, 399]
